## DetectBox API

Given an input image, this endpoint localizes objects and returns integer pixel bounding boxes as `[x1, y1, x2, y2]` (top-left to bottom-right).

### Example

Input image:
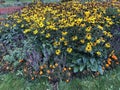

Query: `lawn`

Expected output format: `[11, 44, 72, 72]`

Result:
[0, 66, 120, 90]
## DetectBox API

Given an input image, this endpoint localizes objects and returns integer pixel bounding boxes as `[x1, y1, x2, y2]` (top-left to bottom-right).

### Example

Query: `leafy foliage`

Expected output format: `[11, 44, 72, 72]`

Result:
[0, 0, 120, 83]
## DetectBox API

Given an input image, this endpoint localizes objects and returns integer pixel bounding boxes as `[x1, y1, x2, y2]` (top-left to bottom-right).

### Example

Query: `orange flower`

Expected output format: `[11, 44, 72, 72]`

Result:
[102, 66, 105, 70]
[63, 67, 67, 71]
[107, 58, 112, 62]
[24, 68, 27, 72]
[52, 65, 56, 69]
[40, 66, 44, 70]
[106, 64, 109, 67]
[66, 79, 70, 83]
[19, 59, 24, 63]
[55, 63, 58, 67]
[31, 77, 34, 80]
[68, 67, 72, 70]
[43, 64, 47, 68]
[39, 71, 43, 75]
[107, 61, 111, 65]
[50, 65, 53, 68]
[48, 76, 52, 80]
[111, 54, 118, 60]
[47, 70, 51, 74]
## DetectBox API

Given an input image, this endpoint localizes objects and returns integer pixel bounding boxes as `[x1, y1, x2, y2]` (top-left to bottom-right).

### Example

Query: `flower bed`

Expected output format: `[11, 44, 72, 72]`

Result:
[0, 1, 120, 84]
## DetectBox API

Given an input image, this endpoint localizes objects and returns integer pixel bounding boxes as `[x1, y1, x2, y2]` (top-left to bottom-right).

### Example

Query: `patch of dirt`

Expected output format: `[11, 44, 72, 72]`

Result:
[0, 6, 23, 15]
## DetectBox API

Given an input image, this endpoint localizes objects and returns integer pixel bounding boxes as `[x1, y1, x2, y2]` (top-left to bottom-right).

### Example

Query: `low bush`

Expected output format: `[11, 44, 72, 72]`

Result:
[0, 0, 120, 83]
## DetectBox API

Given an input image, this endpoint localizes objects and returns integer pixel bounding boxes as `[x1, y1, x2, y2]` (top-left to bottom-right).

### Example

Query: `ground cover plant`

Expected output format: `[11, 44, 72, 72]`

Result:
[0, 0, 120, 89]
[1, 66, 120, 90]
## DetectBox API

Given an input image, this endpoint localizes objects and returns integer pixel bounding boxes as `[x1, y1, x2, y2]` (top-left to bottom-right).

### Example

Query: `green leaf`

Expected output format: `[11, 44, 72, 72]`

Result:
[98, 65, 103, 75]
[74, 67, 79, 73]
[90, 58, 95, 65]
[82, 57, 87, 64]
[13, 61, 19, 67]
[90, 61, 98, 71]
[76, 59, 82, 64]
[79, 64, 85, 71]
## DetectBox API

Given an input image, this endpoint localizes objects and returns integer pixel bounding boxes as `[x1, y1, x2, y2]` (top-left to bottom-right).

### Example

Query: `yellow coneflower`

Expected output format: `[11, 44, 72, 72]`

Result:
[105, 43, 111, 48]
[85, 45, 92, 52]
[72, 36, 78, 41]
[33, 29, 38, 34]
[86, 26, 92, 32]
[84, 11, 90, 17]
[59, 37, 65, 41]
[55, 49, 61, 55]
[97, 25, 103, 30]
[64, 41, 68, 46]
[85, 33, 92, 40]
[96, 51, 101, 56]
[96, 39, 101, 44]
[62, 31, 68, 36]
[80, 39, 85, 44]
[66, 47, 73, 53]
[45, 33, 51, 38]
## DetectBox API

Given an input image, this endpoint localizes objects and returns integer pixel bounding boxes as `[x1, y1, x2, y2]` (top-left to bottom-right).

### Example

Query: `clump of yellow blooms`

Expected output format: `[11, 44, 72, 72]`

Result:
[1, 0, 120, 77]
[4, 1, 119, 56]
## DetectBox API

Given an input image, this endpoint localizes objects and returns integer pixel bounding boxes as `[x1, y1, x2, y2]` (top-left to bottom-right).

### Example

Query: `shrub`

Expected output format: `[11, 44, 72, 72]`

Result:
[0, 1, 120, 82]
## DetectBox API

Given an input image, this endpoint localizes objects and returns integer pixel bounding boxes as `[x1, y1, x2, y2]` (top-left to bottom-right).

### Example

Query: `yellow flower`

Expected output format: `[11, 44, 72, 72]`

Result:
[80, 23, 86, 27]
[13, 24, 16, 27]
[59, 37, 65, 41]
[33, 29, 38, 34]
[107, 32, 113, 38]
[21, 24, 24, 28]
[105, 24, 110, 27]
[100, 37, 106, 42]
[104, 16, 112, 21]
[72, 36, 78, 41]
[103, 31, 107, 35]
[85, 33, 92, 40]
[62, 31, 68, 36]
[105, 43, 111, 48]
[98, 25, 103, 30]
[80, 39, 85, 44]
[64, 41, 68, 46]
[87, 16, 96, 23]
[17, 20, 22, 23]
[76, 18, 83, 24]
[96, 51, 101, 56]
[96, 39, 101, 44]
[40, 30, 45, 34]
[45, 33, 51, 38]
[4, 24, 9, 27]
[55, 49, 61, 55]
[39, 22, 44, 27]
[85, 45, 92, 52]
[108, 21, 114, 25]
[101, 39, 105, 42]
[86, 26, 92, 32]
[84, 11, 90, 17]
[66, 47, 72, 53]
[87, 42, 93, 46]
[53, 41, 60, 46]
[23, 29, 31, 34]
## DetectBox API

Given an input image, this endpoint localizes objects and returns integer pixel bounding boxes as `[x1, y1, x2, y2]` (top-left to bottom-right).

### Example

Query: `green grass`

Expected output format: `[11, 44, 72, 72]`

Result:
[0, 74, 51, 90]
[0, 66, 120, 90]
